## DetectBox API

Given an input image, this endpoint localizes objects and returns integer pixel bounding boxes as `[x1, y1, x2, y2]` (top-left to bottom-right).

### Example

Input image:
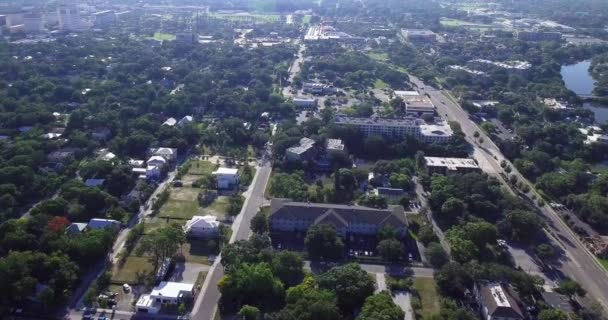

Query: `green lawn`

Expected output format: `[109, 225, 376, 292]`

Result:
[151, 32, 176, 41]
[159, 199, 200, 220]
[367, 52, 388, 62]
[440, 18, 496, 31]
[374, 79, 389, 89]
[599, 258, 608, 271]
[188, 160, 217, 175]
[413, 278, 441, 318]
[112, 256, 154, 284]
[181, 240, 218, 265]
[302, 14, 312, 24]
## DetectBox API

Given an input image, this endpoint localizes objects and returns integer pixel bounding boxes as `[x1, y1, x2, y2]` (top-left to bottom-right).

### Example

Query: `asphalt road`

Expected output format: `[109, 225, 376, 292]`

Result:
[282, 43, 305, 97]
[191, 158, 273, 320]
[409, 76, 608, 309]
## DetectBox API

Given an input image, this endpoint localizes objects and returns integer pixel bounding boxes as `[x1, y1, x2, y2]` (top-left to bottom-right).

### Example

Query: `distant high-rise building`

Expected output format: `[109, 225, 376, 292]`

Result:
[23, 12, 43, 33]
[57, 4, 81, 31]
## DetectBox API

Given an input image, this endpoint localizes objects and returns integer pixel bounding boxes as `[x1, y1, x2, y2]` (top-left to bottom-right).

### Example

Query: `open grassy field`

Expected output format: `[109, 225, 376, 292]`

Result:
[151, 32, 176, 41]
[440, 18, 497, 31]
[600, 258, 608, 271]
[112, 256, 154, 284]
[413, 278, 441, 318]
[188, 160, 217, 175]
[181, 240, 217, 264]
[302, 14, 312, 25]
[374, 79, 389, 90]
[367, 52, 389, 62]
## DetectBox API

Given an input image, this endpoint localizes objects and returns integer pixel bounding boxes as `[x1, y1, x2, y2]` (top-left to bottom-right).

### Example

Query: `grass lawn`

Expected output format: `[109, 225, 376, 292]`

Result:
[112, 256, 154, 284]
[181, 240, 217, 265]
[374, 79, 389, 89]
[159, 198, 201, 220]
[413, 278, 441, 318]
[599, 258, 608, 271]
[367, 52, 388, 62]
[188, 160, 217, 175]
[151, 32, 176, 41]
[302, 14, 312, 24]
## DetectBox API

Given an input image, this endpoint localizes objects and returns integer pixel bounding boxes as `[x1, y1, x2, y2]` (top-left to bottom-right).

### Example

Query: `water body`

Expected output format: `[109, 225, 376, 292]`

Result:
[561, 60, 595, 96]
[561, 60, 608, 124]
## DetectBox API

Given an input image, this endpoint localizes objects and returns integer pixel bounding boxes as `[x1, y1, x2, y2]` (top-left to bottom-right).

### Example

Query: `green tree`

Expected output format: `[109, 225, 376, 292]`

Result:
[357, 292, 404, 320]
[418, 225, 439, 246]
[271, 251, 305, 288]
[250, 211, 269, 234]
[556, 280, 586, 300]
[435, 262, 473, 298]
[426, 242, 449, 268]
[318, 263, 375, 313]
[534, 244, 556, 261]
[538, 309, 568, 320]
[304, 224, 344, 260]
[440, 197, 466, 223]
[377, 239, 404, 262]
[498, 210, 543, 243]
[218, 262, 285, 312]
[239, 305, 261, 320]
[137, 223, 185, 271]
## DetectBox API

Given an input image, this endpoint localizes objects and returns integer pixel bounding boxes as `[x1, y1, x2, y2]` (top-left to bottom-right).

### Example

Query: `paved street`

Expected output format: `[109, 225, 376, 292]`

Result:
[282, 43, 305, 97]
[191, 158, 273, 320]
[409, 76, 608, 309]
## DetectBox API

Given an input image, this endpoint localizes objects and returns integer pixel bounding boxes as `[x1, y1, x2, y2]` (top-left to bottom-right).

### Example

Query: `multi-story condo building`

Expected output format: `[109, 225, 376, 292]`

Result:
[334, 116, 453, 144]
[269, 199, 408, 236]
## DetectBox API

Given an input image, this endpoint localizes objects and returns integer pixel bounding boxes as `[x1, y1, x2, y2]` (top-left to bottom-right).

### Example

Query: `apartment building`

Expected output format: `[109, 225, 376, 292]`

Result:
[334, 116, 453, 144]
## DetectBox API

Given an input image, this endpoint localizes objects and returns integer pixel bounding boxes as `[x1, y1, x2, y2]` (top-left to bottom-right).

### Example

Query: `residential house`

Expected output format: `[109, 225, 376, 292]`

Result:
[136, 282, 194, 314]
[269, 199, 408, 236]
[374, 187, 405, 199]
[177, 115, 193, 127]
[66, 223, 87, 235]
[286, 137, 316, 161]
[293, 97, 318, 108]
[48, 149, 77, 163]
[162, 117, 177, 127]
[128, 159, 145, 168]
[150, 147, 178, 162]
[146, 165, 162, 180]
[147, 156, 167, 169]
[87, 218, 120, 230]
[212, 167, 240, 189]
[474, 281, 525, 320]
[97, 148, 116, 161]
[183, 215, 220, 238]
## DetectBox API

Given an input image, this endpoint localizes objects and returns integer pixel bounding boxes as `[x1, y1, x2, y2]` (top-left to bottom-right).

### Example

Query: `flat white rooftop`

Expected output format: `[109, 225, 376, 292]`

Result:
[424, 157, 479, 170]
[150, 281, 194, 299]
[213, 167, 239, 175]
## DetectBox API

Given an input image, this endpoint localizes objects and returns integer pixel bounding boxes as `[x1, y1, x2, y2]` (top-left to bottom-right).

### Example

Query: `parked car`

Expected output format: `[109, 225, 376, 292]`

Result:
[123, 284, 131, 292]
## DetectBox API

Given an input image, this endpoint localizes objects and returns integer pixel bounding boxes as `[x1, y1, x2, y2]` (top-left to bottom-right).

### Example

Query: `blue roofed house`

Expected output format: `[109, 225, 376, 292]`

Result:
[87, 218, 120, 230]
[85, 178, 105, 187]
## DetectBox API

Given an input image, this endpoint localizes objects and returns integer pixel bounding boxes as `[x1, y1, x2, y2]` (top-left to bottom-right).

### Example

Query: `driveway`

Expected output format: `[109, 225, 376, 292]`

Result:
[393, 291, 414, 320]
[375, 273, 387, 293]
[168, 262, 211, 283]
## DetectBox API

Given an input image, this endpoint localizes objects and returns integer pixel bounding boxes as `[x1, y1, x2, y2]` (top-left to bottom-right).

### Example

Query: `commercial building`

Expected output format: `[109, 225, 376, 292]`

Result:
[424, 157, 480, 175]
[401, 29, 437, 43]
[293, 97, 318, 109]
[469, 59, 531, 72]
[405, 98, 436, 116]
[269, 199, 408, 236]
[334, 116, 453, 144]
[302, 82, 337, 95]
[516, 31, 562, 41]
[474, 281, 525, 320]
[304, 24, 365, 43]
[394, 91, 420, 99]
[176, 32, 197, 44]
[93, 10, 116, 26]
[212, 167, 240, 189]
[286, 137, 316, 161]
[326, 138, 347, 159]
[57, 4, 81, 31]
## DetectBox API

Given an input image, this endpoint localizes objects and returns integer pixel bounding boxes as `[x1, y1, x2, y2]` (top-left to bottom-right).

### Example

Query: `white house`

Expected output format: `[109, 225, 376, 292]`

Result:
[162, 117, 177, 126]
[147, 156, 167, 169]
[150, 147, 178, 162]
[66, 223, 87, 235]
[177, 115, 193, 127]
[184, 215, 220, 238]
[146, 165, 162, 180]
[212, 167, 240, 189]
[136, 282, 194, 313]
